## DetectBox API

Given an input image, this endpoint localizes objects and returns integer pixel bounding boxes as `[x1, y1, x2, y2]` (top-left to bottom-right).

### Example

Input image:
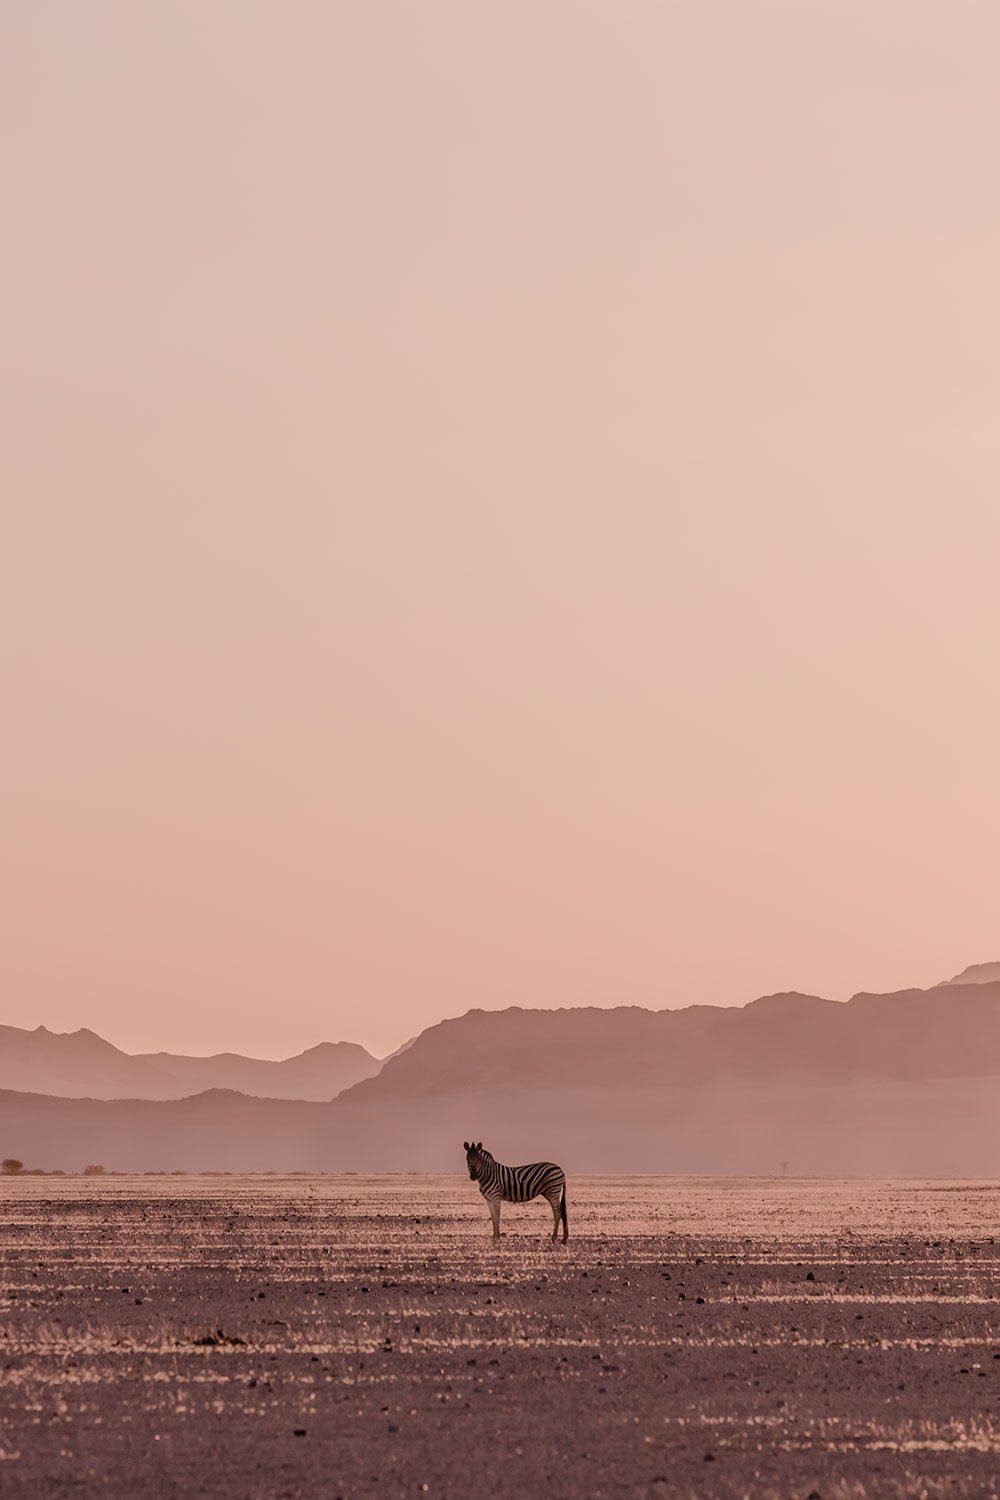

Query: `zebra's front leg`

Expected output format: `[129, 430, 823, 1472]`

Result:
[488, 1196, 501, 1242]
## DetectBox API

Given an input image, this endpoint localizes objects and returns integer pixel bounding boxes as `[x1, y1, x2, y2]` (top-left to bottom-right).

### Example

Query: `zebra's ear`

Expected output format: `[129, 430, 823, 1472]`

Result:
[476, 1141, 482, 1151]
[463, 1141, 470, 1152]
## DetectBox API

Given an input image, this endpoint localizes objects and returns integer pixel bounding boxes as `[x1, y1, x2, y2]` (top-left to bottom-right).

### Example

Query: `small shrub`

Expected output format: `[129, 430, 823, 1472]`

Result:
[83, 1164, 105, 1176]
[190, 1328, 246, 1347]
[1, 1159, 24, 1175]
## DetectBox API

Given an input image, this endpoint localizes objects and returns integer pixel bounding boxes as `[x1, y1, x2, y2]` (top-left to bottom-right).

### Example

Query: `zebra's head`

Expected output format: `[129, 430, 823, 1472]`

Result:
[463, 1141, 484, 1180]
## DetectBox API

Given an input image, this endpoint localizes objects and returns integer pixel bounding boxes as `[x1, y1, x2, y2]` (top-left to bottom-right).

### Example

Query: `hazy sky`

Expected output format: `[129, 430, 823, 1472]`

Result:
[2, 2, 997, 1059]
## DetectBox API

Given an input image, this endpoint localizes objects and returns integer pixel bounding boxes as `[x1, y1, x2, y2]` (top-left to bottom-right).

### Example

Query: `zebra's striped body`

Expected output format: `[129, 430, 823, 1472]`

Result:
[463, 1141, 568, 1243]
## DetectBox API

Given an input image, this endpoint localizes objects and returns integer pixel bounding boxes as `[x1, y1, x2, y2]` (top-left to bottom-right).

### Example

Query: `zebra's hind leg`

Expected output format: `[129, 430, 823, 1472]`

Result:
[545, 1188, 562, 1244]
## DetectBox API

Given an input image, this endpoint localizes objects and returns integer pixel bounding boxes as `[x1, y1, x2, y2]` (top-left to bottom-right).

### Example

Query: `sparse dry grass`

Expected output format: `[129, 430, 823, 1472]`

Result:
[2, 1176, 1000, 1497]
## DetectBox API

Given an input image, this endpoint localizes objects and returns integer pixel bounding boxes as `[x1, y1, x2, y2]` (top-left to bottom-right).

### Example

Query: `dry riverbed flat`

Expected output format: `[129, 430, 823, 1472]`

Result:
[2, 1176, 1000, 1499]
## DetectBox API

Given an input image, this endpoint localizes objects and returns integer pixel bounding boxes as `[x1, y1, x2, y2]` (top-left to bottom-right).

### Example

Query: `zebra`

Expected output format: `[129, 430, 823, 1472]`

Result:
[463, 1140, 568, 1243]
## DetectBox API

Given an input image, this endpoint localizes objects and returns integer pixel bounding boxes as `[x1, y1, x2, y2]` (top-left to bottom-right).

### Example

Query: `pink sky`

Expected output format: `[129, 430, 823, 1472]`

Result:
[1, 2, 998, 1059]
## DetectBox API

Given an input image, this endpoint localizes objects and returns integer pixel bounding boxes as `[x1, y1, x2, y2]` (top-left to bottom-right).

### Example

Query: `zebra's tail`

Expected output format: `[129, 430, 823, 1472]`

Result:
[559, 1182, 568, 1239]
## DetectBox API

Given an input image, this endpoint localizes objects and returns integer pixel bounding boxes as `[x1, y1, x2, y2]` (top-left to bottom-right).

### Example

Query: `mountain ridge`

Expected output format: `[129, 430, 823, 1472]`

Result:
[5, 965, 997, 1105]
[0, 1025, 381, 1101]
[4, 970, 1000, 1173]
[337, 982, 1000, 1102]
[935, 961, 1000, 988]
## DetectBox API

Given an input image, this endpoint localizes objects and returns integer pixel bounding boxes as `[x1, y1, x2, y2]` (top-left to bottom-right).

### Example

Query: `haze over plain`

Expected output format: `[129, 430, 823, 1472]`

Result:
[2, 3, 998, 1059]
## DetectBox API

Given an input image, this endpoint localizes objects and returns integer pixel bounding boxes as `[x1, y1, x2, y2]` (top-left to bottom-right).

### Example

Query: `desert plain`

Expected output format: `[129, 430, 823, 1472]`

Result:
[2, 1175, 1000, 1498]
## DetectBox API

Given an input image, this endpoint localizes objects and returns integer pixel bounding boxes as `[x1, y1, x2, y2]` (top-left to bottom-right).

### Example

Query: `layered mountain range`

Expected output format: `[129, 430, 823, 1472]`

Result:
[339, 983, 1000, 1100]
[1, 964, 998, 1174]
[0, 1025, 380, 1101]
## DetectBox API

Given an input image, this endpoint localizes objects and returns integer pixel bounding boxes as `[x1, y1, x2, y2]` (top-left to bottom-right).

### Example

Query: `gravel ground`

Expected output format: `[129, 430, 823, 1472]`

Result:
[2, 1175, 1000, 1498]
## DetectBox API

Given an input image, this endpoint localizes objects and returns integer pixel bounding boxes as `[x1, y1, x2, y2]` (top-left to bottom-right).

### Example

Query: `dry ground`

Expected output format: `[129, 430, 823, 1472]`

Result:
[2, 1176, 1000, 1498]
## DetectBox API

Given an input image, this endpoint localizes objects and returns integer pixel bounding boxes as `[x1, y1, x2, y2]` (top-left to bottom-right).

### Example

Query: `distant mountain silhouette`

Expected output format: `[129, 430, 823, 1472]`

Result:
[132, 1041, 381, 1100]
[4, 975, 1000, 1174]
[0, 1025, 380, 1101]
[338, 981, 1000, 1100]
[935, 961, 1000, 987]
[381, 1035, 419, 1062]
